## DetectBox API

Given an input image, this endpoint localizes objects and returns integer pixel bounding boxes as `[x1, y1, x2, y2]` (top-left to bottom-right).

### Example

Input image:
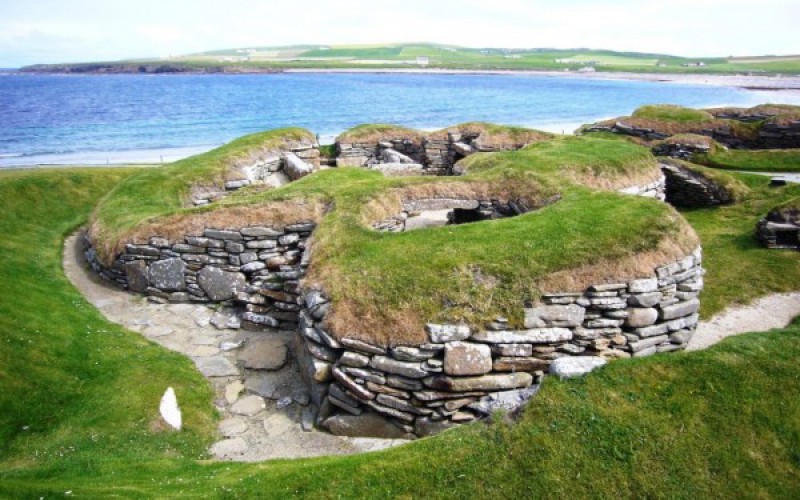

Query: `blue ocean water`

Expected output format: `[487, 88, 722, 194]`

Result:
[0, 72, 797, 167]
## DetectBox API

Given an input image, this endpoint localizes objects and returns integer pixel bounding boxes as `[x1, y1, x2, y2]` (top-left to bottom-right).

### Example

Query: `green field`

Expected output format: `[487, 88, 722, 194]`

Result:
[699, 148, 800, 173]
[21, 43, 800, 75]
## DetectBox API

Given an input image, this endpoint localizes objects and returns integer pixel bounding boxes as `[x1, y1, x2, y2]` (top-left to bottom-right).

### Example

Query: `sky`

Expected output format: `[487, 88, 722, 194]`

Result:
[1, 0, 798, 67]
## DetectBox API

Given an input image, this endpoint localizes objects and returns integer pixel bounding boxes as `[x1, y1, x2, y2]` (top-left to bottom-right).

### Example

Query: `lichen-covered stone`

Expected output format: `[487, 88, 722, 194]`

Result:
[197, 266, 246, 301]
[424, 372, 533, 392]
[470, 328, 572, 344]
[660, 298, 700, 320]
[524, 304, 585, 328]
[123, 260, 149, 292]
[148, 258, 186, 291]
[443, 341, 492, 376]
[625, 307, 659, 328]
[549, 356, 607, 379]
[369, 356, 428, 379]
[426, 323, 470, 343]
[237, 337, 288, 371]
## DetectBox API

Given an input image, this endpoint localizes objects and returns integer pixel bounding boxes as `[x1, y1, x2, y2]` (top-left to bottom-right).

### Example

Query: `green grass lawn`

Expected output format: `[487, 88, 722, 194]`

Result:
[699, 148, 800, 173]
[682, 172, 800, 317]
[0, 163, 799, 497]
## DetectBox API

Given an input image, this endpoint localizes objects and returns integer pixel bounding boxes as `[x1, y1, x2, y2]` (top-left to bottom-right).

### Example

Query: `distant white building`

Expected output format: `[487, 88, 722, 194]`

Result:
[682, 61, 707, 67]
[578, 66, 596, 72]
[416, 56, 430, 66]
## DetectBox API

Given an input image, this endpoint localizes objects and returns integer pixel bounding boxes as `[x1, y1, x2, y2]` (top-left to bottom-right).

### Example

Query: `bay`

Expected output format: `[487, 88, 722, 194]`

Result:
[0, 72, 796, 167]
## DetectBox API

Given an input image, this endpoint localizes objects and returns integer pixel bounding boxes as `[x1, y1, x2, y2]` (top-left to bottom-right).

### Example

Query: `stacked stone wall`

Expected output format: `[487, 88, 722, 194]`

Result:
[756, 208, 800, 250]
[586, 119, 799, 150]
[336, 139, 424, 168]
[660, 162, 734, 207]
[295, 247, 703, 438]
[336, 131, 531, 176]
[85, 223, 316, 330]
[617, 176, 666, 200]
[190, 142, 320, 206]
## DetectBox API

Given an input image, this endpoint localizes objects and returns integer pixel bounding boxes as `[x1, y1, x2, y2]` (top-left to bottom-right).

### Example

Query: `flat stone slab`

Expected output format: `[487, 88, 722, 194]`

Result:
[195, 357, 239, 377]
[424, 372, 533, 392]
[210, 437, 248, 459]
[323, 412, 414, 439]
[230, 395, 266, 416]
[225, 380, 245, 404]
[550, 356, 607, 379]
[198, 267, 247, 302]
[443, 341, 492, 376]
[187, 345, 220, 357]
[143, 325, 174, 337]
[219, 417, 249, 437]
[237, 337, 288, 371]
[471, 328, 572, 344]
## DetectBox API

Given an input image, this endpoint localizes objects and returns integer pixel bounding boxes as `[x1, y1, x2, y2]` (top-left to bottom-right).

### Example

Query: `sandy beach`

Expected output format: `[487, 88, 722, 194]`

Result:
[283, 68, 800, 92]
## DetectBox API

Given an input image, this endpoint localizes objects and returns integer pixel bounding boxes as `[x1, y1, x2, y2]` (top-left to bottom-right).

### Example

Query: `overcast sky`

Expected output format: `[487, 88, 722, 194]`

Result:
[1, 0, 798, 67]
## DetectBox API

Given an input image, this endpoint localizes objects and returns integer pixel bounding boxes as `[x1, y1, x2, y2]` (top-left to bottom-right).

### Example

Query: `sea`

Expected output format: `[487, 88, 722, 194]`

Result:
[1, 71, 799, 168]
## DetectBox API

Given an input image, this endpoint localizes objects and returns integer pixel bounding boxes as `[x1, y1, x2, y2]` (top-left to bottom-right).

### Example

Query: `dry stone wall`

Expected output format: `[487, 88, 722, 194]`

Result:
[651, 138, 712, 162]
[85, 214, 703, 440]
[85, 223, 316, 331]
[586, 116, 800, 150]
[190, 142, 320, 206]
[294, 247, 703, 439]
[336, 130, 532, 176]
[84, 128, 713, 440]
[660, 161, 734, 207]
[336, 138, 424, 169]
[617, 176, 666, 201]
[757, 208, 800, 250]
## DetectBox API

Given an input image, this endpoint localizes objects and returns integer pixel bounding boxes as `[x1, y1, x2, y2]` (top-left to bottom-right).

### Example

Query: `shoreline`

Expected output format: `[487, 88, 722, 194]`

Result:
[283, 68, 800, 91]
[10, 67, 800, 91]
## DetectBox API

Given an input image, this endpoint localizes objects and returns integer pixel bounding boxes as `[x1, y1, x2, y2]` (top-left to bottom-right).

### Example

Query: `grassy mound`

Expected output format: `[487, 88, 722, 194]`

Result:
[657, 133, 715, 148]
[89, 133, 690, 344]
[335, 124, 424, 143]
[89, 127, 315, 258]
[589, 104, 800, 144]
[427, 121, 554, 147]
[460, 134, 661, 190]
[633, 104, 715, 122]
[2, 166, 800, 497]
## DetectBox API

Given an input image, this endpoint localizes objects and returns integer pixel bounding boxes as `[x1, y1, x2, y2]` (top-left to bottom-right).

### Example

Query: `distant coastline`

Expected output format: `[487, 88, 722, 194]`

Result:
[13, 65, 800, 92]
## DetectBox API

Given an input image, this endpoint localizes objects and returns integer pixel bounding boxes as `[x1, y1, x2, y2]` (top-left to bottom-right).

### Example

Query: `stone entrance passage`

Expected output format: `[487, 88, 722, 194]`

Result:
[66, 232, 409, 461]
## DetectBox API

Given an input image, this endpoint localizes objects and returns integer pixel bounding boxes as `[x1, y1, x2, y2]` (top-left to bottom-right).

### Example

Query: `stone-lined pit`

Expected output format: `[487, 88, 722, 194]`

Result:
[371, 197, 551, 232]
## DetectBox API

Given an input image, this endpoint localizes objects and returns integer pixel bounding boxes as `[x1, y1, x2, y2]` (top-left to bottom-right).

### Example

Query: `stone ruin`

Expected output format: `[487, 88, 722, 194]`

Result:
[83, 125, 715, 440]
[757, 203, 800, 250]
[336, 126, 548, 176]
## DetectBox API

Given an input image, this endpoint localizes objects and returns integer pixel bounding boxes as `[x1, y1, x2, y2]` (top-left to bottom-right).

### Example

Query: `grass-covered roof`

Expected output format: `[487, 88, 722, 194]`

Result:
[89, 128, 698, 345]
